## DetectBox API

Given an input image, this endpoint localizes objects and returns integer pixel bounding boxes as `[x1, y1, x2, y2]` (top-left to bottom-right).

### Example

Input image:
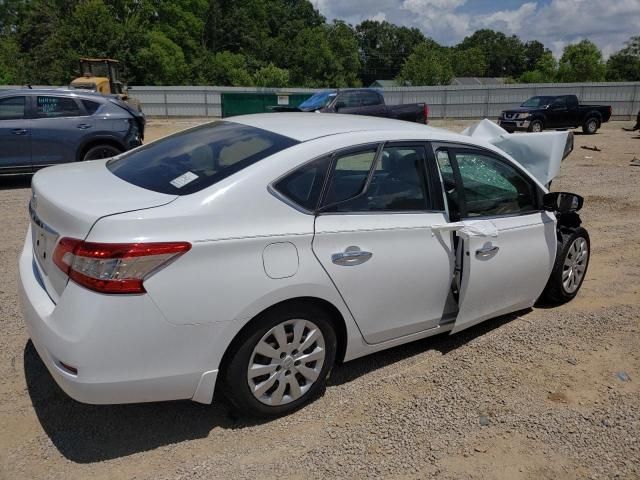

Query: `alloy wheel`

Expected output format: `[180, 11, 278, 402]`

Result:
[247, 319, 326, 406]
[562, 237, 588, 294]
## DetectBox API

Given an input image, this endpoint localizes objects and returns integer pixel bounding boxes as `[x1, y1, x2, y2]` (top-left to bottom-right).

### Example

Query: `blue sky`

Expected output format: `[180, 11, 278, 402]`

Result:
[312, 0, 639, 57]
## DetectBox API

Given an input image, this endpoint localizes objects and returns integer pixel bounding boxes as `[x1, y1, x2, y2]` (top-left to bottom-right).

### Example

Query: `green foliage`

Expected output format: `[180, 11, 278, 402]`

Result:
[356, 20, 427, 85]
[519, 51, 558, 83]
[450, 47, 487, 77]
[194, 51, 253, 86]
[396, 43, 453, 86]
[0, 2, 638, 87]
[606, 36, 640, 81]
[558, 40, 606, 82]
[458, 29, 526, 77]
[254, 63, 289, 88]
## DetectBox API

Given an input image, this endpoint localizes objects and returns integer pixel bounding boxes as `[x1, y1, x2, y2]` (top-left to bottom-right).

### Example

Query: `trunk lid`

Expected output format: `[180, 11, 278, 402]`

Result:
[29, 160, 177, 302]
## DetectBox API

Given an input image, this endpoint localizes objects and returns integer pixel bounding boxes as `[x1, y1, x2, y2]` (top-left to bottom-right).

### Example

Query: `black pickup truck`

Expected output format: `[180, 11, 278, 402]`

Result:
[273, 88, 428, 124]
[499, 95, 612, 134]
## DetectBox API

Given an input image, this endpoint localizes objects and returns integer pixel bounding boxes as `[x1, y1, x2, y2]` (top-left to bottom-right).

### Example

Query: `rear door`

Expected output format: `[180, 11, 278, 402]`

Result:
[312, 143, 455, 344]
[0, 95, 31, 172]
[547, 96, 568, 128]
[30, 95, 94, 167]
[433, 145, 556, 334]
[357, 91, 387, 117]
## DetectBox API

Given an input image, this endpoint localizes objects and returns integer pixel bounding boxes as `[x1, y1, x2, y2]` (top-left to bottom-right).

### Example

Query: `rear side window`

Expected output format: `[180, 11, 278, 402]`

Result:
[274, 157, 331, 211]
[36, 96, 82, 118]
[82, 100, 101, 115]
[0, 96, 25, 120]
[107, 122, 298, 195]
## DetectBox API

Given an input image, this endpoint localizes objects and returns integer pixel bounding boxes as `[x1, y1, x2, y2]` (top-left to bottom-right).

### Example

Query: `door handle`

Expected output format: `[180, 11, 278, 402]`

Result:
[11, 128, 28, 136]
[331, 246, 373, 266]
[76, 124, 92, 129]
[475, 245, 499, 258]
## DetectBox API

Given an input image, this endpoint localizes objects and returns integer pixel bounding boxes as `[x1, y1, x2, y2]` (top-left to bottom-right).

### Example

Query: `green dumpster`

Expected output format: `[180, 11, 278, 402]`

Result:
[221, 92, 313, 117]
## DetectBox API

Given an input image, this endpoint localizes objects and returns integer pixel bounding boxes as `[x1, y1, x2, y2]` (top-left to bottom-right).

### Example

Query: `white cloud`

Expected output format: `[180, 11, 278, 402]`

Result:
[315, 0, 640, 58]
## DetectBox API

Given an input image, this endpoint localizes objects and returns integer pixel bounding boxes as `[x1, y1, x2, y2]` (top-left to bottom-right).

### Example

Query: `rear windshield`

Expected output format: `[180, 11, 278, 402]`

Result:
[107, 121, 298, 195]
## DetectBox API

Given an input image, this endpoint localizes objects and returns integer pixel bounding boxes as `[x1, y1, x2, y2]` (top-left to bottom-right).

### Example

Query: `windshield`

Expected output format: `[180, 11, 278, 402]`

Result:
[298, 91, 336, 110]
[107, 121, 298, 195]
[521, 96, 554, 108]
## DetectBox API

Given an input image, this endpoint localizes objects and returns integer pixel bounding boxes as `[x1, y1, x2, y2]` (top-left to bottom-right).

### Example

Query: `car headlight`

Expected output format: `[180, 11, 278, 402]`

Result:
[515, 113, 530, 119]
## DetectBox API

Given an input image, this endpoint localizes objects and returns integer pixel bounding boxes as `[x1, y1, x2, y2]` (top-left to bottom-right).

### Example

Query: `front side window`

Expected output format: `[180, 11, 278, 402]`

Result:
[0, 96, 25, 120]
[336, 92, 361, 109]
[323, 145, 430, 213]
[36, 96, 82, 118]
[453, 151, 537, 217]
[108, 121, 298, 195]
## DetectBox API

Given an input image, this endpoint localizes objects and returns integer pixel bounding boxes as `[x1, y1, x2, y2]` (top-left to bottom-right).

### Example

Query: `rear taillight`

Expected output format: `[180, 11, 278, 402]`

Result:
[53, 238, 191, 294]
[423, 104, 429, 124]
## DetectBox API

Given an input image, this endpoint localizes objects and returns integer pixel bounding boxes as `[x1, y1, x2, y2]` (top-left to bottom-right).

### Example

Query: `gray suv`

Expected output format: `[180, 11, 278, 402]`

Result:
[0, 88, 145, 174]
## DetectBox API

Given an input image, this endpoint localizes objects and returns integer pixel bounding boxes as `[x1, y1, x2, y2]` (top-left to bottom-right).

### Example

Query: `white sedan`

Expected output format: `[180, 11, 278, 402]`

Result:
[19, 114, 589, 417]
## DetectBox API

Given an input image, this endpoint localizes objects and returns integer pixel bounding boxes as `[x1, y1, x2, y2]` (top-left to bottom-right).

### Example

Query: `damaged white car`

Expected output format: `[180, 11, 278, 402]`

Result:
[19, 114, 589, 417]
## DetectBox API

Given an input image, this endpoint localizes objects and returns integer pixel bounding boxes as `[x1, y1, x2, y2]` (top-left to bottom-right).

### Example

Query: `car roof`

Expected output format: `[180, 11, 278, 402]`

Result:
[230, 113, 438, 142]
[0, 88, 108, 101]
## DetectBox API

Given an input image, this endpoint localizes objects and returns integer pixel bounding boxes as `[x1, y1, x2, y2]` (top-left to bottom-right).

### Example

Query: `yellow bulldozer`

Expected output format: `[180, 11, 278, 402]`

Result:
[69, 58, 141, 111]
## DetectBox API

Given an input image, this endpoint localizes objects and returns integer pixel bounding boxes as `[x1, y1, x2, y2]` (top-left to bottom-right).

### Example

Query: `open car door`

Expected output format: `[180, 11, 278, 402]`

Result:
[433, 144, 557, 334]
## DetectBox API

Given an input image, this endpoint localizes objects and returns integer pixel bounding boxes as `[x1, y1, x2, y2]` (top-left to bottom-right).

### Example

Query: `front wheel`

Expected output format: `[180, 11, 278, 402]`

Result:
[582, 117, 599, 134]
[222, 302, 337, 418]
[528, 119, 543, 133]
[541, 227, 590, 304]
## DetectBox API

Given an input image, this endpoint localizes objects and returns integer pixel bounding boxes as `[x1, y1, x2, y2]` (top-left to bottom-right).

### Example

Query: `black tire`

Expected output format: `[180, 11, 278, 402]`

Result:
[582, 117, 599, 134]
[221, 301, 337, 418]
[82, 144, 122, 161]
[528, 119, 543, 133]
[541, 227, 590, 304]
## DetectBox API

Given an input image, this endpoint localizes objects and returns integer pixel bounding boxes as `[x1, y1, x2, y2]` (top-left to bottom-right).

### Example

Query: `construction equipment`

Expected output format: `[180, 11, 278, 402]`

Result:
[69, 58, 141, 111]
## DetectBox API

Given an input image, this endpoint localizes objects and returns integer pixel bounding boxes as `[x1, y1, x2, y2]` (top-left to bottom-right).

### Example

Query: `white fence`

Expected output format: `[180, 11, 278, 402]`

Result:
[2, 82, 639, 120]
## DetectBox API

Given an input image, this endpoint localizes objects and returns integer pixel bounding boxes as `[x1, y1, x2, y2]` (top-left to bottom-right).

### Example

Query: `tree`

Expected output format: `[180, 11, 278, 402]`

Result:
[450, 46, 487, 77]
[193, 50, 253, 86]
[356, 20, 427, 85]
[523, 40, 549, 71]
[288, 23, 361, 88]
[458, 29, 526, 78]
[606, 36, 640, 81]
[254, 63, 289, 87]
[396, 42, 453, 86]
[136, 30, 189, 85]
[519, 51, 558, 83]
[558, 39, 605, 82]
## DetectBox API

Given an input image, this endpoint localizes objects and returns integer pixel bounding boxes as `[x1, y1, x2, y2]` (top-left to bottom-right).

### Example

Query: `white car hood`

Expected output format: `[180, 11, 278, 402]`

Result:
[462, 119, 572, 185]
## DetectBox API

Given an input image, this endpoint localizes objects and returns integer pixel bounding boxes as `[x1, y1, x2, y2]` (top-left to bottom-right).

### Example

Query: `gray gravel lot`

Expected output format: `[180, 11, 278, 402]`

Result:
[0, 119, 639, 479]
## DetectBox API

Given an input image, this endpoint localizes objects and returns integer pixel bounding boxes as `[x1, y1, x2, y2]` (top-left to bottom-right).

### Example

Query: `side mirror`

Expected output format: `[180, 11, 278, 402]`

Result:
[543, 192, 583, 213]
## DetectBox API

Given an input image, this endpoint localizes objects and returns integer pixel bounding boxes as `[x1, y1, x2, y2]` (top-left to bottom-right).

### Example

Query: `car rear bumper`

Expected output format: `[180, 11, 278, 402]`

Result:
[499, 119, 530, 131]
[18, 229, 220, 405]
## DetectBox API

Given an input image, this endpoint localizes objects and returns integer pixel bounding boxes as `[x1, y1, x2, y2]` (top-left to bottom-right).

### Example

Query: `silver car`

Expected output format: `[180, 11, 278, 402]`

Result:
[0, 89, 145, 175]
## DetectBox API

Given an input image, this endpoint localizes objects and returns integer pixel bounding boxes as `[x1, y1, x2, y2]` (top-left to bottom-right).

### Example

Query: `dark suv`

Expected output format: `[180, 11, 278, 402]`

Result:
[0, 88, 145, 174]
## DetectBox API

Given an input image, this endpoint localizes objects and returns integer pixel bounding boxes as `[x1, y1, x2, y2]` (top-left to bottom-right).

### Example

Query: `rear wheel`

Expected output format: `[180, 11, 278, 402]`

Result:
[582, 117, 599, 134]
[222, 302, 337, 418]
[83, 144, 123, 161]
[528, 120, 543, 133]
[541, 227, 590, 304]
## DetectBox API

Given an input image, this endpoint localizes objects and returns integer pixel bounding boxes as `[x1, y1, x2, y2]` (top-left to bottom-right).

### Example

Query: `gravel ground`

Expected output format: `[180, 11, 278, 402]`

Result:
[0, 119, 638, 480]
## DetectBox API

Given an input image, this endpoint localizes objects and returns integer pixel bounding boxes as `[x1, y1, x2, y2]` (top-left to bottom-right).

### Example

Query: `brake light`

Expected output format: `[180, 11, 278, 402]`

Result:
[423, 104, 429, 123]
[53, 238, 191, 294]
